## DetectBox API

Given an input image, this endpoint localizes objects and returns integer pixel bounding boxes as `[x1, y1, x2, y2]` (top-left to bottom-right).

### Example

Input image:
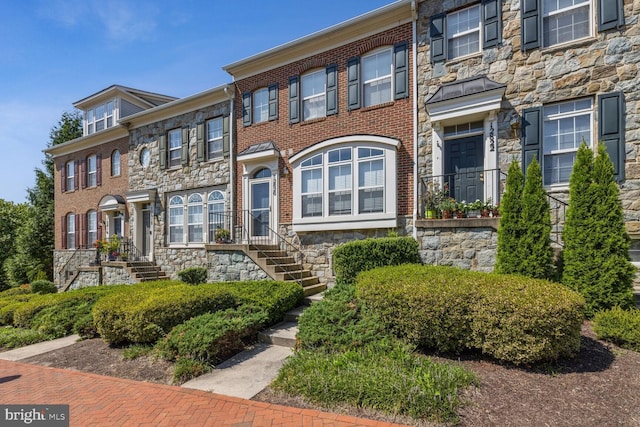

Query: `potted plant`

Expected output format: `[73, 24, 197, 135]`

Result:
[468, 199, 484, 218]
[455, 200, 467, 218]
[107, 235, 122, 261]
[438, 197, 456, 219]
[214, 227, 230, 243]
[481, 198, 493, 217]
[422, 183, 448, 219]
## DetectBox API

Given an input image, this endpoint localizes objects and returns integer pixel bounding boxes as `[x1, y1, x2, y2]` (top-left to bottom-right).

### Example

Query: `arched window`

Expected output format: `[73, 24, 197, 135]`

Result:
[187, 194, 204, 243]
[86, 154, 97, 187]
[66, 213, 76, 249]
[208, 191, 225, 242]
[253, 168, 271, 179]
[65, 161, 75, 192]
[111, 150, 121, 176]
[169, 196, 184, 244]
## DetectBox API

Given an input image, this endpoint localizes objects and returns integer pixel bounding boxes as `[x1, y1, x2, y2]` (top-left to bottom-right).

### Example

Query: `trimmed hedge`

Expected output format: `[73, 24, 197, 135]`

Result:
[333, 237, 421, 285]
[0, 294, 36, 326]
[177, 267, 208, 285]
[155, 305, 269, 365]
[30, 280, 58, 295]
[357, 264, 585, 365]
[593, 307, 640, 351]
[93, 282, 237, 344]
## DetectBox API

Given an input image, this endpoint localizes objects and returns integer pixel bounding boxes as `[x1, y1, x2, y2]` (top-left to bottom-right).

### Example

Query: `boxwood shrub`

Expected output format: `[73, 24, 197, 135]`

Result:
[93, 282, 237, 344]
[177, 267, 208, 285]
[593, 307, 640, 351]
[333, 237, 421, 285]
[30, 280, 58, 295]
[357, 264, 585, 365]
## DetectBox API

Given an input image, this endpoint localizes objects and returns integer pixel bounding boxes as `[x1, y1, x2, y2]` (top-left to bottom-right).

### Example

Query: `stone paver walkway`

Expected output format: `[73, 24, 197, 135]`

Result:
[0, 359, 409, 427]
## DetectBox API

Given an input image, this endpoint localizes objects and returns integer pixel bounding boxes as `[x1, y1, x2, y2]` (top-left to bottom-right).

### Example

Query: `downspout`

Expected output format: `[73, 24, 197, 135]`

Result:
[224, 85, 235, 240]
[411, 0, 419, 240]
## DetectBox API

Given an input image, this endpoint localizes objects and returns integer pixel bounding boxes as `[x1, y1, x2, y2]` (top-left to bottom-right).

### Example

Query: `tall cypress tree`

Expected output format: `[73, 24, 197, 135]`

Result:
[495, 161, 525, 274]
[562, 143, 635, 316]
[520, 158, 553, 279]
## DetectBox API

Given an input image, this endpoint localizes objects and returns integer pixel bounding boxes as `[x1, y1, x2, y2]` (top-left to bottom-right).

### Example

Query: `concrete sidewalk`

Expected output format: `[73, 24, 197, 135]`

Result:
[0, 334, 81, 361]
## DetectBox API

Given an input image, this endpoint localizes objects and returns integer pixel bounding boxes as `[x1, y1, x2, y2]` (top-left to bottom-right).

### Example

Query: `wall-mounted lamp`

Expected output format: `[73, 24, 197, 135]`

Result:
[510, 115, 521, 138]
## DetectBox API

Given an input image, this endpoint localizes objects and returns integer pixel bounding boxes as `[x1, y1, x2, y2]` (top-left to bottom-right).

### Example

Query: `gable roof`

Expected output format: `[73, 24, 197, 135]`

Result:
[73, 85, 177, 110]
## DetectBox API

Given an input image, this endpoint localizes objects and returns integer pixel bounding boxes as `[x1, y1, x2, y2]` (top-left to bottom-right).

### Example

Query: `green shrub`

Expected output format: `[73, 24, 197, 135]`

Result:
[296, 282, 387, 352]
[172, 357, 212, 384]
[177, 267, 208, 285]
[593, 307, 640, 351]
[30, 280, 57, 294]
[155, 305, 268, 364]
[357, 264, 585, 364]
[30, 299, 94, 338]
[93, 283, 237, 344]
[333, 237, 421, 285]
[272, 340, 477, 423]
[0, 294, 36, 326]
[73, 313, 98, 339]
[122, 344, 154, 360]
[0, 326, 52, 349]
[0, 286, 31, 297]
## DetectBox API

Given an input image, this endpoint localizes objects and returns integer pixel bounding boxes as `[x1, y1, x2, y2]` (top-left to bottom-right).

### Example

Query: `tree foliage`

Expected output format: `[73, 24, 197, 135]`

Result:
[562, 143, 635, 317]
[495, 161, 525, 275]
[0, 201, 28, 290]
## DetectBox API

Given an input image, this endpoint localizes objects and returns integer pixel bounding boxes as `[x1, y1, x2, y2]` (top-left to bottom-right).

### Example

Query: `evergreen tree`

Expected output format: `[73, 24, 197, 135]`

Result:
[520, 158, 554, 279]
[495, 161, 525, 274]
[0, 200, 28, 290]
[562, 143, 635, 316]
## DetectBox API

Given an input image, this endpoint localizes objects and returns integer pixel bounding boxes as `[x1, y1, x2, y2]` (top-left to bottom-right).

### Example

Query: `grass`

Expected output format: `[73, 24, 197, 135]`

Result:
[0, 326, 52, 349]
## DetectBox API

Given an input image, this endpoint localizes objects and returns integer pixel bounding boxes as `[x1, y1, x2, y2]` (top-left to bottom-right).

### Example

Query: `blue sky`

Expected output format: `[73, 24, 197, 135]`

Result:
[0, 0, 395, 203]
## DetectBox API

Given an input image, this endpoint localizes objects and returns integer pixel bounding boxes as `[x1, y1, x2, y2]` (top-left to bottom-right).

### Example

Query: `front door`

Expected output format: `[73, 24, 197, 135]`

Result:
[142, 204, 152, 258]
[249, 168, 272, 239]
[444, 135, 484, 202]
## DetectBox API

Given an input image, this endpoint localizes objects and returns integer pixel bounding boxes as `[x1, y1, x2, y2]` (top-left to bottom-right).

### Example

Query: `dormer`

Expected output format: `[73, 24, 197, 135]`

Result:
[73, 85, 177, 137]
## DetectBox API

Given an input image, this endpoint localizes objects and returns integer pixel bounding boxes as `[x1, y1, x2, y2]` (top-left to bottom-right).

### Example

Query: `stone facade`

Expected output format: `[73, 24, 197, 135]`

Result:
[207, 250, 269, 283]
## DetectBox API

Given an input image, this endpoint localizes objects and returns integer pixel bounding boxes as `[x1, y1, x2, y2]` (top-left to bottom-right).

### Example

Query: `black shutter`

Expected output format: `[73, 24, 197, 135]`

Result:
[61, 163, 66, 192]
[222, 115, 230, 156]
[522, 107, 542, 175]
[96, 153, 102, 186]
[288, 76, 300, 124]
[430, 13, 446, 63]
[159, 135, 167, 170]
[598, 0, 624, 31]
[521, 0, 541, 51]
[181, 127, 189, 166]
[482, 0, 501, 48]
[598, 92, 625, 181]
[326, 65, 338, 115]
[347, 56, 360, 111]
[268, 84, 278, 120]
[196, 122, 205, 162]
[393, 42, 409, 100]
[242, 92, 252, 126]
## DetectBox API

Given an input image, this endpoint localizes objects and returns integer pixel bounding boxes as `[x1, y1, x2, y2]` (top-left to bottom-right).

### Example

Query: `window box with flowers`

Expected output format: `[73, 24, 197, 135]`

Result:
[214, 228, 231, 244]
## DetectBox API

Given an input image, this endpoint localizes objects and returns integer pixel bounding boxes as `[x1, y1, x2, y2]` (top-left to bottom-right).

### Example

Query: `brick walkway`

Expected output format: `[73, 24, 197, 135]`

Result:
[0, 360, 409, 427]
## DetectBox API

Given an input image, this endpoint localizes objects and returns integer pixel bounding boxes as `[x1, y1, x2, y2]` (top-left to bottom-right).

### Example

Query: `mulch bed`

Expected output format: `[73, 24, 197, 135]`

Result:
[18, 322, 640, 426]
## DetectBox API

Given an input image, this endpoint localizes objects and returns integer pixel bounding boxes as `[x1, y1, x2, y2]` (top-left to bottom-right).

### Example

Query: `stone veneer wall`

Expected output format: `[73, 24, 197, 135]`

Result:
[103, 265, 136, 285]
[68, 270, 100, 290]
[53, 250, 99, 286]
[207, 250, 269, 282]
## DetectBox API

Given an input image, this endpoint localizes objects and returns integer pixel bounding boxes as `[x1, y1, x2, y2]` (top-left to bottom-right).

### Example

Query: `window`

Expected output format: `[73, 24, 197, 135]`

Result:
[169, 196, 184, 244]
[206, 117, 223, 160]
[362, 49, 393, 107]
[66, 213, 76, 250]
[86, 154, 97, 187]
[253, 88, 269, 124]
[187, 194, 204, 243]
[447, 5, 481, 59]
[302, 70, 326, 120]
[111, 150, 121, 176]
[630, 239, 640, 263]
[430, 0, 501, 63]
[86, 100, 115, 135]
[66, 161, 75, 192]
[168, 129, 182, 168]
[87, 210, 97, 246]
[208, 191, 225, 242]
[292, 138, 399, 231]
[242, 85, 278, 126]
[543, 0, 591, 47]
[542, 99, 593, 185]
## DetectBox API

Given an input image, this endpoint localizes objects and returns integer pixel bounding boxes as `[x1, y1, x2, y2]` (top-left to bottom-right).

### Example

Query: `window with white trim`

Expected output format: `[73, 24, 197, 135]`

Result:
[169, 196, 184, 244]
[447, 5, 481, 59]
[543, 98, 593, 185]
[66, 213, 76, 249]
[111, 150, 121, 176]
[86, 100, 114, 135]
[66, 161, 75, 192]
[302, 69, 326, 121]
[87, 210, 97, 246]
[362, 48, 393, 107]
[543, 0, 591, 47]
[188, 194, 204, 243]
[253, 88, 269, 124]
[168, 129, 182, 168]
[294, 141, 397, 230]
[208, 191, 225, 242]
[206, 117, 223, 160]
[87, 154, 97, 187]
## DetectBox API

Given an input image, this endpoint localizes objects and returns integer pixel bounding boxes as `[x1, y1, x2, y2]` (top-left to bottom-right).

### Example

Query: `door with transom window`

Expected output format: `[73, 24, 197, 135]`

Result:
[444, 135, 484, 203]
[249, 168, 271, 239]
